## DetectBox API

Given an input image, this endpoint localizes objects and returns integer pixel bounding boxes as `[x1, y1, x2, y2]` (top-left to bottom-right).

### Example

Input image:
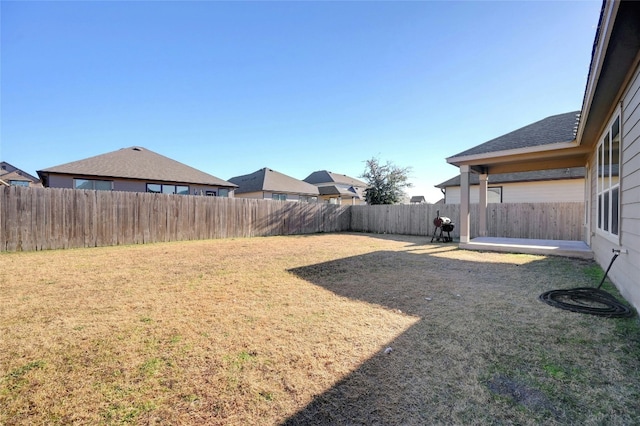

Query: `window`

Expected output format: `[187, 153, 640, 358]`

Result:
[10, 180, 30, 187]
[488, 186, 502, 203]
[74, 179, 112, 191]
[205, 190, 217, 196]
[218, 188, 229, 197]
[146, 184, 190, 195]
[597, 114, 620, 237]
[272, 193, 287, 201]
[299, 195, 318, 203]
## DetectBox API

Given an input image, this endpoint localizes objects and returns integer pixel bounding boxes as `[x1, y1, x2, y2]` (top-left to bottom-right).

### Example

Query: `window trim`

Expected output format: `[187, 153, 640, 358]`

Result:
[146, 183, 190, 195]
[595, 109, 621, 243]
[271, 193, 287, 201]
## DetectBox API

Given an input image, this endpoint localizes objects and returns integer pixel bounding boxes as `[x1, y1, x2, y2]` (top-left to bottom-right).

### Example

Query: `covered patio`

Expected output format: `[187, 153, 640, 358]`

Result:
[445, 111, 592, 253]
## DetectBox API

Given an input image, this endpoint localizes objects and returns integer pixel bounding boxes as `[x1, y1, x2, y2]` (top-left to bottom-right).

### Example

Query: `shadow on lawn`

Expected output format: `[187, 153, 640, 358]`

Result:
[281, 249, 603, 425]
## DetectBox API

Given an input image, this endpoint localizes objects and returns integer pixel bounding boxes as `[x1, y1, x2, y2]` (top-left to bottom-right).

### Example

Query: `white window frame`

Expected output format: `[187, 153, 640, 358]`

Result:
[595, 109, 621, 242]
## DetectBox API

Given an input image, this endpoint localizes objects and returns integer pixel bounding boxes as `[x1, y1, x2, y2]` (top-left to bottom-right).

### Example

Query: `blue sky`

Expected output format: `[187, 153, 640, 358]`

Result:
[1, 1, 601, 202]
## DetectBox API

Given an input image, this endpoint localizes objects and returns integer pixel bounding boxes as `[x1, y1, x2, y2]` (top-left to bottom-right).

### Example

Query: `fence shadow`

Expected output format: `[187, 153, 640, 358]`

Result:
[283, 250, 598, 424]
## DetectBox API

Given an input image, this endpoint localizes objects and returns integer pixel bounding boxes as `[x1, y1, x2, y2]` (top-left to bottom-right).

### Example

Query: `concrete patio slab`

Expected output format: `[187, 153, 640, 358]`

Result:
[459, 237, 593, 259]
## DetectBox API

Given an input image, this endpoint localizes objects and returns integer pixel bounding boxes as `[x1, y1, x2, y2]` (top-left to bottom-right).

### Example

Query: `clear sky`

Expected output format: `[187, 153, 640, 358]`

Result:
[1, 0, 602, 203]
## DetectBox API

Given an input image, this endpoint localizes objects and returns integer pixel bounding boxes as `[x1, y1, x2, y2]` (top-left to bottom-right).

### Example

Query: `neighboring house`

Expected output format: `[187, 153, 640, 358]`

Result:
[303, 170, 367, 205]
[435, 167, 586, 204]
[229, 167, 319, 202]
[409, 196, 427, 204]
[0, 162, 42, 187]
[445, 0, 640, 311]
[37, 146, 237, 196]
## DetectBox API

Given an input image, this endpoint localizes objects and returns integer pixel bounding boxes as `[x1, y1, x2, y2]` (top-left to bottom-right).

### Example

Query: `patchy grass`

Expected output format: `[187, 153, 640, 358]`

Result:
[0, 233, 638, 425]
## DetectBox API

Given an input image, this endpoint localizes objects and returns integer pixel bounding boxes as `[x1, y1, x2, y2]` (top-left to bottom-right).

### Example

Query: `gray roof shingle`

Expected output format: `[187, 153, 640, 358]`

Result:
[450, 111, 581, 158]
[38, 146, 236, 187]
[317, 185, 360, 197]
[303, 170, 367, 188]
[229, 168, 320, 196]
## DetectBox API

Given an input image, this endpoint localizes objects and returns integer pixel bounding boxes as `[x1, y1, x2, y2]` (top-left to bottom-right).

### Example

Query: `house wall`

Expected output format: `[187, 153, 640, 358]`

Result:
[234, 191, 265, 200]
[45, 174, 234, 196]
[444, 179, 585, 204]
[318, 195, 365, 205]
[47, 174, 75, 189]
[234, 191, 310, 201]
[589, 61, 640, 312]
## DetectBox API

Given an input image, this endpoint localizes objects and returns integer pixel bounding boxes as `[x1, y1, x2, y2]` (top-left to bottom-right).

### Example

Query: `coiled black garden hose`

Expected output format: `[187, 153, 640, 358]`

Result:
[539, 250, 634, 318]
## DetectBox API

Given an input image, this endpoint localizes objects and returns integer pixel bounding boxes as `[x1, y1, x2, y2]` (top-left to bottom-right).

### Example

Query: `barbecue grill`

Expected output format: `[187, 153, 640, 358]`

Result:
[431, 211, 454, 242]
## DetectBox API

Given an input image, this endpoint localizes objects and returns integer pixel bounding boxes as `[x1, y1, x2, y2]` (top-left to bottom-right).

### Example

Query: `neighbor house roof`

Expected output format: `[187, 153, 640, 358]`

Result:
[37, 146, 236, 187]
[318, 185, 359, 197]
[229, 168, 320, 196]
[435, 167, 585, 188]
[450, 111, 581, 159]
[410, 196, 426, 203]
[303, 170, 367, 188]
[1, 162, 40, 183]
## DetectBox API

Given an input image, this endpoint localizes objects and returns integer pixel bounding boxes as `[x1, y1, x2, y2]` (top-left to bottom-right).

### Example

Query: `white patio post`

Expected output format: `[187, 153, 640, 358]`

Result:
[479, 173, 488, 237]
[459, 165, 471, 243]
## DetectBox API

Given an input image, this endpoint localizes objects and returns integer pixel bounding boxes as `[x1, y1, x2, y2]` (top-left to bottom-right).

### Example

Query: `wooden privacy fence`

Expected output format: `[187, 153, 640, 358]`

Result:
[350, 202, 585, 240]
[0, 186, 351, 252]
[0, 186, 585, 252]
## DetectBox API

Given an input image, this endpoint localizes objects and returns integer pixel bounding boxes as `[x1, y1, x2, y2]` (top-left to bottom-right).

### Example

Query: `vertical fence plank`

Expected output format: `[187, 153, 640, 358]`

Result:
[0, 187, 586, 252]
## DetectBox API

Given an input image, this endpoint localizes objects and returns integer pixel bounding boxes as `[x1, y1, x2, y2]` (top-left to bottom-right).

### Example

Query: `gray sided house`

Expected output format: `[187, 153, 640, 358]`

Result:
[37, 146, 237, 196]
[303, 170, 368, 205]
[435, 167, 586, 204]
[1, 162, 42, 188]
[445, 0, 640, 311]
[229, 167, 319, 202]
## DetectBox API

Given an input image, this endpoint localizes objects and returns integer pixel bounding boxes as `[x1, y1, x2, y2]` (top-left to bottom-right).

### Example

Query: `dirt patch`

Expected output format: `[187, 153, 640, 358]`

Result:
[487, 375, 557, 415]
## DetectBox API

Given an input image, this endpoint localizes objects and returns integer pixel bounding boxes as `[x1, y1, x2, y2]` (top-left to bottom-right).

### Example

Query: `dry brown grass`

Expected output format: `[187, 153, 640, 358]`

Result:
[1, 233, 639, 425]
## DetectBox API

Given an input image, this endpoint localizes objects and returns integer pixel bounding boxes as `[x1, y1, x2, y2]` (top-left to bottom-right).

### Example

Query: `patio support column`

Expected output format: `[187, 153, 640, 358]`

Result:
[459, 165, 471, 243]
[479, 173, 488, 237]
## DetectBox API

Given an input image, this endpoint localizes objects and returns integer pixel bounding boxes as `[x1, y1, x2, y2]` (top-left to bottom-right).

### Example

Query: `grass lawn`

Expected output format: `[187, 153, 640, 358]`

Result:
[1, 233, 639, 425]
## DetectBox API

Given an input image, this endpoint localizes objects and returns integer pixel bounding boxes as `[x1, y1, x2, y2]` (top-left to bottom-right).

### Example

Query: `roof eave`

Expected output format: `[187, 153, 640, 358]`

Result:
[446, 141, 590, 174]
[576, 1, 640, 147]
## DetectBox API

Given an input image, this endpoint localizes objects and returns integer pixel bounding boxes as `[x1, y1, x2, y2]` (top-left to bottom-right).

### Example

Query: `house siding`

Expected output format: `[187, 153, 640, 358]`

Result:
[234, 192, 265, 200]
[47, 174, 74, 189]
[590, 61, 640, 312]
[46, 174, 233, 196]
[234, 191, 306, 201]
[444, 179, 584, 204]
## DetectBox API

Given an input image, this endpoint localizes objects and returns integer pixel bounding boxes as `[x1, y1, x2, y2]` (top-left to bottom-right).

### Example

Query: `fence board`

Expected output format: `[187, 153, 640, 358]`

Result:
[350, 203, 583, 240]
[0, 188, 351, 252]
[0, 187, 584, 252]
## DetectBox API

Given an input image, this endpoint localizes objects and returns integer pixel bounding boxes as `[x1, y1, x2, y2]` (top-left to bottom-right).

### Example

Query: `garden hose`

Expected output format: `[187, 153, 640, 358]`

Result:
[539, 250, 634, 318]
